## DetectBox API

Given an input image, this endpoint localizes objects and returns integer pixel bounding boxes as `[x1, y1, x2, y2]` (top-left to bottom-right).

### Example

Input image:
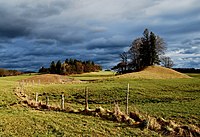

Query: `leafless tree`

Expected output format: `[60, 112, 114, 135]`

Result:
[160, 56, 174, 68]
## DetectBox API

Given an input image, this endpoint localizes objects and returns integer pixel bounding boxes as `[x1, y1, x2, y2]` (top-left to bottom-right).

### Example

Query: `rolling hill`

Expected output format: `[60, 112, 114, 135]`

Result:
[117, 66, 191, 79]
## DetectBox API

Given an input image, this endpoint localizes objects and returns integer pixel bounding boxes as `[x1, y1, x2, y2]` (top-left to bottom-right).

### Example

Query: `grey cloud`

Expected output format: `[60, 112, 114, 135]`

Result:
[0, 39, 12, 44]
[179, 38, 200, 54]
[18, 1, 66, 18]
[89, 26, 107, 33]
[179, 57, 200, 68]
[166, 20, 200, 35]
[31, 39, 57, 45]
[86, 36, 129, 50]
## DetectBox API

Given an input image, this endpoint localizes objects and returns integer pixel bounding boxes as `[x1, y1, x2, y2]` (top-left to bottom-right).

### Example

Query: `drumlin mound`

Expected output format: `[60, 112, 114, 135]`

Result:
[22, 74, 81, 84]
[117, 66, 191, 79]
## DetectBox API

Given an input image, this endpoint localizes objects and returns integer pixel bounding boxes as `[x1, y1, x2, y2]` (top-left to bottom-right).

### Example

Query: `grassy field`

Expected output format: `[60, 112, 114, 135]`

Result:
[0, 71, 200, 136]
[69, 71, 115, 81]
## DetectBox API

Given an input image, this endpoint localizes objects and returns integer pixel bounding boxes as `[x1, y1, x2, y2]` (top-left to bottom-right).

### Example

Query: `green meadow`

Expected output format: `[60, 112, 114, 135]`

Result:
[0, 71, 200, 136]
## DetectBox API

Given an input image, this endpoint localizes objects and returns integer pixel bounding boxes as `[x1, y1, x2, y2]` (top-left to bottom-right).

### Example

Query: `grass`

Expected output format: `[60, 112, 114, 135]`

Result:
[69, 71, 115, 81]
[186, 73, 200, 79]
[0, 107, 157, 136]
[0, 72, 158, 137]
[0, 71, 200, 136]
[25, 72, 200, 125]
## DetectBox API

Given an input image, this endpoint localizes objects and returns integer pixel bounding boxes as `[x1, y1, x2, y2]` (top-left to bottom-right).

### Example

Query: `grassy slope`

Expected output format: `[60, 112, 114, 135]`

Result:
[117, 66, 190, 79]
[0, 73, 157, 136]
[26, 75, 200, 126]
[0, 71, 200, 136]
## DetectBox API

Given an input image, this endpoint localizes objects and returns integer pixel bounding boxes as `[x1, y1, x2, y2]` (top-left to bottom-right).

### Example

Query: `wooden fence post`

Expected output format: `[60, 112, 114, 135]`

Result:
[126, 83, 129, 115]
[36, 92, 38, 104]
[22, 80, 24, 86]
[85, 87, 89, 110]
[61, 94, 64, 110]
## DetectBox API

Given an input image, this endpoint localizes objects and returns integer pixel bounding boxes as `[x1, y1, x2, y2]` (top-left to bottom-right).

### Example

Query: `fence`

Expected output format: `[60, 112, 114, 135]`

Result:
[18, 81, 130, 113]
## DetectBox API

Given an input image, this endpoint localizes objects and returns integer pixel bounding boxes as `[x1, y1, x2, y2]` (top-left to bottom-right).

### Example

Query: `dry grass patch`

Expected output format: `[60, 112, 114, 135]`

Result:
[21, 74, 81, 84]
[117, 66, 191, 79]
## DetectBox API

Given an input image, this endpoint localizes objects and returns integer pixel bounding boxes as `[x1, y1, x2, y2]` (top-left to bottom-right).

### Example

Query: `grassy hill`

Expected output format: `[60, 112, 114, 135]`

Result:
[0, 69, 200, 136]
[117, 66, 191, 79]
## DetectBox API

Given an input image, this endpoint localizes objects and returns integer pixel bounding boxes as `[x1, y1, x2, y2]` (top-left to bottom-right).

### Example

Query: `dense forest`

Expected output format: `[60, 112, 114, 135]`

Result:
[39, 58, 102, 75]
[0, 68, 22, 77]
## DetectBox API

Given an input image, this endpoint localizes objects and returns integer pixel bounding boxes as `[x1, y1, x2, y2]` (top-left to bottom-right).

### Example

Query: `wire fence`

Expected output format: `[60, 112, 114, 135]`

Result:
[18, 81, 130, 113]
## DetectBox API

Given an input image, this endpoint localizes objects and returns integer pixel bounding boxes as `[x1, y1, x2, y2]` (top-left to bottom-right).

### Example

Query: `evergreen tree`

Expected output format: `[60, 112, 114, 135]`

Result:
[128, 29, 165, 71]
[50, 61, 56, 74]
[56, 60, 62, 74]
[142, 28, 151, 67]
[149, 32, 159, 65]
[65, 59, 69, 64]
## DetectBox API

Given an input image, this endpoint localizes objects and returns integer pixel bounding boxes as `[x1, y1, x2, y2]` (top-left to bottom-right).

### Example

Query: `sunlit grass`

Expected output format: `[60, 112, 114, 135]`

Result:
[0, 73, 158, 136]
[24, 76, 200, 126]
[69, 71, 115, 81]
[186, 73, 200, 79]
[0, 72, 200, 136]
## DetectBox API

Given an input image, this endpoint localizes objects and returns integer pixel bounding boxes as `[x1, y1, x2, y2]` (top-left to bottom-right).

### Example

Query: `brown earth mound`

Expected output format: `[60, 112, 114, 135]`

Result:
[21, 74, 81, 84]
[117, 66, 191, 79]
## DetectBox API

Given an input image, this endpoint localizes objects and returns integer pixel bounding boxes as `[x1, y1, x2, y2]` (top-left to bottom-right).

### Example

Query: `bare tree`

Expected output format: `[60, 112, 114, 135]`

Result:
[120, 52, 128, 71]
[156, 36, 167, 55]
[129, 38, 143, 70]
[160, 56, 174, 68]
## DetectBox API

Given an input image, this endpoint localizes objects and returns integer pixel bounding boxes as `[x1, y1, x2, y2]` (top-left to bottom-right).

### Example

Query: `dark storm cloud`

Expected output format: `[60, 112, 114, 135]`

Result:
[0, 7, 34, 39]
[86, 36, 129, 50]
[0, 0, 200, 71]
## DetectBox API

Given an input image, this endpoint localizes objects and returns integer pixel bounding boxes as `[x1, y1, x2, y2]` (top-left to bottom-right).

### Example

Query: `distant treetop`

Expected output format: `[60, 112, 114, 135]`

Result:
[39, 58, 102, 75]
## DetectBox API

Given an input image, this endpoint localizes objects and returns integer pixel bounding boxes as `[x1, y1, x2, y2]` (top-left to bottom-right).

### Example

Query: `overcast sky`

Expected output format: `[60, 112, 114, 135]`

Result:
[0, 0, 200, 71]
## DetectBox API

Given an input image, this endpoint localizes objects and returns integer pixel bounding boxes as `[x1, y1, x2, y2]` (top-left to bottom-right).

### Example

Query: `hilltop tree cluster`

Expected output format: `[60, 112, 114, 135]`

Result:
[39, 59, 102, 75]
[112, 29, 173, 73]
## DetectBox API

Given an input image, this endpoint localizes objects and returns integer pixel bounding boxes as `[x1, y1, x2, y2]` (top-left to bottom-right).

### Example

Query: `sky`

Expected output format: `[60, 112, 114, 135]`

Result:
[0, 0, 200, 71]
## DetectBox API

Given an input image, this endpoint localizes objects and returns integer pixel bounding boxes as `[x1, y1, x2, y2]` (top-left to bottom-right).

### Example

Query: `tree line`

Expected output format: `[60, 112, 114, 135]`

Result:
[173, 68, 200, 73]
[0, 68, 22, 77]
[39, 58, 102, 75]
[112, 29, 173, 73]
